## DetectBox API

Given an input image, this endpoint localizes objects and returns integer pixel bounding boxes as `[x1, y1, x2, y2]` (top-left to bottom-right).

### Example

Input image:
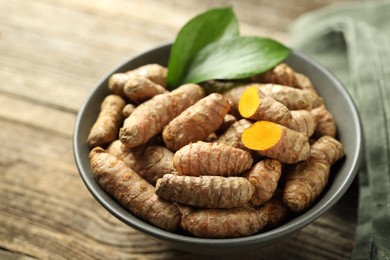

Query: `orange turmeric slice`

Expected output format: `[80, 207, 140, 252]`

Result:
[242, 121, 282, 150]
[238, 84, 260, 118]
[242, 121, 310, 164]
[238, 85, 297, 130]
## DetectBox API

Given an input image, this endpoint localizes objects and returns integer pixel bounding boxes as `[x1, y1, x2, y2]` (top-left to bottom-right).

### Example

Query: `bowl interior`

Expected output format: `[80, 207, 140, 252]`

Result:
[73, 43, 362, 255]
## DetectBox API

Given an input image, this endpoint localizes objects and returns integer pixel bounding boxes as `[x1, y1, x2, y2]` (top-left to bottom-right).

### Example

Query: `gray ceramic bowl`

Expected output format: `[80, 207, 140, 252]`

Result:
[73, 43, 362, 255]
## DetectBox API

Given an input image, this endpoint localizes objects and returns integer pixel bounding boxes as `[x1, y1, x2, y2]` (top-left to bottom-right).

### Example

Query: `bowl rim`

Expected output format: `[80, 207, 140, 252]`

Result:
[73, 42, 363, 248]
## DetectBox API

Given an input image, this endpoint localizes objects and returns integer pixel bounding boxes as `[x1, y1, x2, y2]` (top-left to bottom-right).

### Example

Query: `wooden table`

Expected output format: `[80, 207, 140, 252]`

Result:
[1, 1, 360, 259]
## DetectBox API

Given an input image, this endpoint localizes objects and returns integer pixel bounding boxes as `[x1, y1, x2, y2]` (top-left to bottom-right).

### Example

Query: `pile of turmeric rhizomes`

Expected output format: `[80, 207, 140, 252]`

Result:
[87, 63, 344, 238]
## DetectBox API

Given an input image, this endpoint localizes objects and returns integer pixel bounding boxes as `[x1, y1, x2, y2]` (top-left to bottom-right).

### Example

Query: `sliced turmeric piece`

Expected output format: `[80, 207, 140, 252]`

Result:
[243, 159, 282, 207]
[181, 207, 268, 238]
[89, 147, 181, 231]
[155, 174, 255, 209]
[242, 121, 310, 164]
[283, 136, 344, 212]
[87, 94, 126, 148]
[120, 83, 205, 148]
[173, 141, 253, 176]
[162, 93, 230, 151]
[238, 85, 297, 130]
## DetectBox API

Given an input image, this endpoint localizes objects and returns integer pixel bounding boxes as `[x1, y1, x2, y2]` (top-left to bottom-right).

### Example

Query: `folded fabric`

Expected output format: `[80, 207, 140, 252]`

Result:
[289, 1, 390, 259]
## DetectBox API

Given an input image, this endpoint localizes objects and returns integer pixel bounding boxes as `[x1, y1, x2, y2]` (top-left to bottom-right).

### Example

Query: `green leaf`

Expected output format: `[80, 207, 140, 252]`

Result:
[180, 36, 291, 86]
[167, 7, 239, 89]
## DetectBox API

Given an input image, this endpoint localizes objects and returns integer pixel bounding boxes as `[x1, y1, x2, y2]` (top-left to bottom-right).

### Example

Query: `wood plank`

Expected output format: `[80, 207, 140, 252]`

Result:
[0, 94, 75, 136]
[0, 0, 177, 111]
[0, 119, 166, 259]
[0, 249, 36, 260]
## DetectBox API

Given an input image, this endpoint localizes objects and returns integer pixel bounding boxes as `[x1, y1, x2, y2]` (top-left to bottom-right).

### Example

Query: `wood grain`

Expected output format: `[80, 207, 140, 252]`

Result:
[0, 0, 359, 259]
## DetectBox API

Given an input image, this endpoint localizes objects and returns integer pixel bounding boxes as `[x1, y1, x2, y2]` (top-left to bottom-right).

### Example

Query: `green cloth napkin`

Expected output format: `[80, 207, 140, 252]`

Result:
[289, 1, 390, 259]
